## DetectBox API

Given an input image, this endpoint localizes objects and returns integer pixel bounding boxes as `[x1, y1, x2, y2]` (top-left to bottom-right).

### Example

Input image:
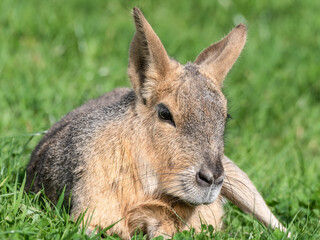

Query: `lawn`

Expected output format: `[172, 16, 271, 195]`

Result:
[0, 0, 319, 239]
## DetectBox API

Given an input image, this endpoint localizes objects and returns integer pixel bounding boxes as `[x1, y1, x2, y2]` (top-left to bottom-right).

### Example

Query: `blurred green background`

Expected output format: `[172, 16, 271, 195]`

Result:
[0, 0, 319, 239]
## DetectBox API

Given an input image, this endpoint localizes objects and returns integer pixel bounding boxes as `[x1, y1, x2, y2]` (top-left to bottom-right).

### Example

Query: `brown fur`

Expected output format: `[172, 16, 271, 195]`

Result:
[26, 7, 286, 239]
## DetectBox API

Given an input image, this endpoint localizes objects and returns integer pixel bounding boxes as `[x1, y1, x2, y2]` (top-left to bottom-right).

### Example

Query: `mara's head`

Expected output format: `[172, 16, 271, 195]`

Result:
[128, 8, 246, 205]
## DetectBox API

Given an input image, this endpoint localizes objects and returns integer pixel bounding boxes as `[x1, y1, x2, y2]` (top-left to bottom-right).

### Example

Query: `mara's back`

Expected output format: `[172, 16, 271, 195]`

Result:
[25, 88, 132, 203]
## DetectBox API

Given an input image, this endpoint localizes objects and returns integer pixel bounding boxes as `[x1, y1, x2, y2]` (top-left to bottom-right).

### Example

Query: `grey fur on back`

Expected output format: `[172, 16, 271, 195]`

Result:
[25, 88, 132, 203]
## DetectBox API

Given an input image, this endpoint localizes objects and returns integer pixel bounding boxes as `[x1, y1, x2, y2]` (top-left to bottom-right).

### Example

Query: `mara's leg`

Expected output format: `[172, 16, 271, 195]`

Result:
[126, 198, 224, 239]
[126, 200, 182, 239]
[186, 196, 224, 231]
[221, 155, 287, 232]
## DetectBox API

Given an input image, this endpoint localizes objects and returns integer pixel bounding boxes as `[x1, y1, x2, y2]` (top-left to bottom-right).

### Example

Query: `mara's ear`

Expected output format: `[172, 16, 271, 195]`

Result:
[128, 7, 171, 104]
[195, 24, 247, 86]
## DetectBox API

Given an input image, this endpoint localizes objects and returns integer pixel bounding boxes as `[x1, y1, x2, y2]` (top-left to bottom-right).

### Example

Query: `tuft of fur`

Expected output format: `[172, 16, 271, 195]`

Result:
[26, 7, 286, 239]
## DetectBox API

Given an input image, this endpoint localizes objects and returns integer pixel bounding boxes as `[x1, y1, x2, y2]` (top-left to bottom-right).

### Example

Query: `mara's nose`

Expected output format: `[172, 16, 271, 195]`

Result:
[196, 166, 224, 187]
[196, 169, 213, 186]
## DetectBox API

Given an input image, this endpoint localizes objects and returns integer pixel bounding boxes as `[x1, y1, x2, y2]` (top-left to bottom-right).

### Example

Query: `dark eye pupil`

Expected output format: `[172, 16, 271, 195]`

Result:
[159, 109, 171, 120]
[157, 103, 175, 127]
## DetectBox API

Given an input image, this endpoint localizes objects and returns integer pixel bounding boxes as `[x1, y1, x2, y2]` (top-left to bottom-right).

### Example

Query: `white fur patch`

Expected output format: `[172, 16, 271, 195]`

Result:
[137, 152, 158, 195]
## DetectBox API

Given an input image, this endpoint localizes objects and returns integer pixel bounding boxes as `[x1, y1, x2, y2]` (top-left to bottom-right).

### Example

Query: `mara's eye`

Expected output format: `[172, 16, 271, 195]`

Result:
[157, 103, 176, 127]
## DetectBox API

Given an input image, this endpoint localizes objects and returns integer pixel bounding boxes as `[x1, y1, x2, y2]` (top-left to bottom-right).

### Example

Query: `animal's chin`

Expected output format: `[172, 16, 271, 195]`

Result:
[180, 184, 223, 206]
[162, 180, 223, 206]
[183, 195, 217, 206]
[163, 191, 219, 208]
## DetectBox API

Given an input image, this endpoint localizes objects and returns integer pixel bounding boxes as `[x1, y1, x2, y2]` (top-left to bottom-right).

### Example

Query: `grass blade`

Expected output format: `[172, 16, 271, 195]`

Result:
[13, 173, 26, 216]
[55, 186, 66, 217]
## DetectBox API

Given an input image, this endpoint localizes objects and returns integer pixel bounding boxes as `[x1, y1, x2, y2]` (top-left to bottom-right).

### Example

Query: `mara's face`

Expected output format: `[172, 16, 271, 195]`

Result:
[145, 63, 227, 205]
[128, 7, 246, 205]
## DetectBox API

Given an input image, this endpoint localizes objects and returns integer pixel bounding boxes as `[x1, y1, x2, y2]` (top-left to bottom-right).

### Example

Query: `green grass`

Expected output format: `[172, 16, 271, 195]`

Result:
[1, 0, 319, 239]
